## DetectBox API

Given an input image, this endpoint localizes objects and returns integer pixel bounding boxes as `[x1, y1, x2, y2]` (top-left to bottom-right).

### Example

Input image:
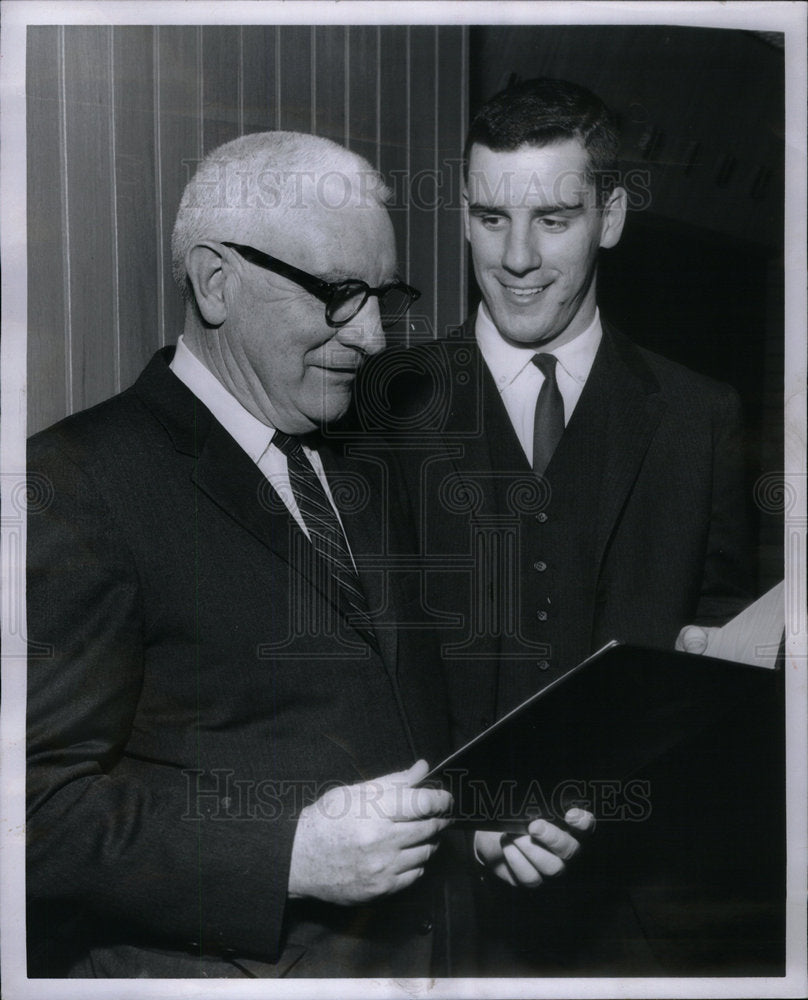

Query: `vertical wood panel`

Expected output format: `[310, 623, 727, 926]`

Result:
[345, 26, 379, 166]
[201, 26, 242, 154]
[63, 26, 118, 411]
[113, 26, 160, 390]
[378, 26, 410, 342]
[408, 27, 439, 344]
[436, 25, 468, 336]
[27, 27, 68, 433]
[277, 27, 313, 133]
[312, 26, 346, 146]
[241, 27, 278, 133]
[156, 26, 201, 345]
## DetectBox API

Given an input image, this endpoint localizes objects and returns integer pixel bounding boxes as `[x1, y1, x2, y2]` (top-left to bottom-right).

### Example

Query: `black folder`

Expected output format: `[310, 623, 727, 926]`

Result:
[423, 641, 780, 830]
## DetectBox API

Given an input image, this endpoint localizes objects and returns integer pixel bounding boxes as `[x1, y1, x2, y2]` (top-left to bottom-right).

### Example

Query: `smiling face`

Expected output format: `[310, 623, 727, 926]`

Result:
[218, 193, 397, 433]
[464, 140, 625, 349]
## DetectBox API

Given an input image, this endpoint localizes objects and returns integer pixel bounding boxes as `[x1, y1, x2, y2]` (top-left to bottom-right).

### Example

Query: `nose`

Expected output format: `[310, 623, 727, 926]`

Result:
[502, 220, 541, 276]
[336, 296, 386, 357]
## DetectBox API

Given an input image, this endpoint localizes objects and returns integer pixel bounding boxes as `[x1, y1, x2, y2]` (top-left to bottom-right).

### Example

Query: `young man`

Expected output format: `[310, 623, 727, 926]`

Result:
[355, 78, 762, 974]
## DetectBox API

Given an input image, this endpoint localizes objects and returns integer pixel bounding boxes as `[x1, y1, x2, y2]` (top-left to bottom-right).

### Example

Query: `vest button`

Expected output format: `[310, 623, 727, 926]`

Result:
[537, 660, 550, 671]
[418, 917, 433, 935]
[536, 610, 548, 621]
[533, 560, 547, 572]
[535, 512, 548, 523]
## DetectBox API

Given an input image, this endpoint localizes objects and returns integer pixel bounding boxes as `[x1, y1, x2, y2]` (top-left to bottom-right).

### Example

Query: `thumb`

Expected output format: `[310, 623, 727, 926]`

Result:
[400, 758, 430, 787]
[682, 626, 709, 654]
[376, 759, 430, 789]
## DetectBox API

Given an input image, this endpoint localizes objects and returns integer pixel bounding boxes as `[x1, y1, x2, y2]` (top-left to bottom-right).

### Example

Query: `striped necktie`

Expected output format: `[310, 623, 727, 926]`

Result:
[272, 430, 378, 651]
[531, 353, 565, 477]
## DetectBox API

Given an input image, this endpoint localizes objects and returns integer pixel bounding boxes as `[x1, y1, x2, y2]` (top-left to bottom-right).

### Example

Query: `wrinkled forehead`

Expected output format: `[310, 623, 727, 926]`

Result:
[195, 160, 394, 280]
[465, 140, 597, 210]
[258, 197, 397, 282]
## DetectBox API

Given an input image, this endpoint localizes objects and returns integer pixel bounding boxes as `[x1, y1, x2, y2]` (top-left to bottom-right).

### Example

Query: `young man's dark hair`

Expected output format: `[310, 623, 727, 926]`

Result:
[463, 76, 621, 202]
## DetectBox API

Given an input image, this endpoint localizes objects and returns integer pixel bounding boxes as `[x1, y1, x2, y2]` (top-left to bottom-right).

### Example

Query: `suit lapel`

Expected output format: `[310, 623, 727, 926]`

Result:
[442, 338, 532, 521]
[191, 417, 298, 567]
[557, 325, 666, 572]
[135, 349, 381, 655]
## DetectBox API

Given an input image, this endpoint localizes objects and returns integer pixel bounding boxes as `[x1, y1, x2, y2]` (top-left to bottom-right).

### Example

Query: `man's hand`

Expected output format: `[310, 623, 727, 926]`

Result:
[675, 624, 720, 655]
[474, 808, 595, 888]
[288, 759, 452, 905]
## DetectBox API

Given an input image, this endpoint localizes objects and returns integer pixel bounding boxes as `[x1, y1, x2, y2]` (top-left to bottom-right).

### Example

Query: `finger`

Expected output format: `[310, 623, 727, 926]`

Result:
[392, 866, 426, 894]
[490, 860, 518, 887]
[526, 821, 580, 865]
[677, 625, 708, 654]
[402, 759, 430, 786]
[388, 784, 453, 821]
[527, 819, 581, 861]
[394, 841, 440, 874]
[512, 839, 566, 878]
[502, 838, 544, 887]
[391, 815, 453, 845]
[374, 759, 429, 790]
[564, 807, 596, 834]
[406, 759, 429, 785]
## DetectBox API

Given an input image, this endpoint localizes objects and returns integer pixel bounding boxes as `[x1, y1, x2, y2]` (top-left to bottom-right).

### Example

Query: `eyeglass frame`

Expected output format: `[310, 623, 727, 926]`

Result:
[221, 241, 420, 330]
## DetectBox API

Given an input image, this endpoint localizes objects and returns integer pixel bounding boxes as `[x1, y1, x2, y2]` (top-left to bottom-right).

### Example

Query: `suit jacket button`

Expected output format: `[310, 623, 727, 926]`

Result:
[533, 560, 547, 572]
[536, 610, 548, 621]
[418, 917, 433, 935]
[537, 660, 550, 671]
[535, 512, 548, 523]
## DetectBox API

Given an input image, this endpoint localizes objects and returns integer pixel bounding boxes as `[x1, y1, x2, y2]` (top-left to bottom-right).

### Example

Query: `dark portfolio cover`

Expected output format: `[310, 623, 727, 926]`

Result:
[423, 641, 783, 831]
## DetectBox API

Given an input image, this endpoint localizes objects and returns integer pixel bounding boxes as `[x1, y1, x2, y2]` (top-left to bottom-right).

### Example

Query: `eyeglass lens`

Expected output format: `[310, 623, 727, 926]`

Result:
[328, 284, 413, 329]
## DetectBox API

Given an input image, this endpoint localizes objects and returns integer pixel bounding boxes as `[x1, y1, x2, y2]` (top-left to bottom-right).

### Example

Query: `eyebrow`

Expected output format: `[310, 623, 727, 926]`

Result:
[467, 201, 585, 215]
[319, 267, 402, 286]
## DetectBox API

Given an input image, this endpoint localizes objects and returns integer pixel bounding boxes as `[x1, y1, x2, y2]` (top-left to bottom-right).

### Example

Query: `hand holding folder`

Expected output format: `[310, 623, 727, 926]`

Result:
[424, 634, 780, 832]
[676, 580, 784, 665]
[474, 807, 595, 888]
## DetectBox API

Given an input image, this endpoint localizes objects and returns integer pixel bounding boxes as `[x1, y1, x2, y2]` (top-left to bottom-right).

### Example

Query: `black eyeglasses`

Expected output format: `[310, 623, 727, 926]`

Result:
[222, 242, 420, 330]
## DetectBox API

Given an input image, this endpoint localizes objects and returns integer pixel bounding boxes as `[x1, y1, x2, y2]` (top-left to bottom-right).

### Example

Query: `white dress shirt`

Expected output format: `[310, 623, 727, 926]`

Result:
[475, 304, 602, 465]
[169, 336, 347, 542]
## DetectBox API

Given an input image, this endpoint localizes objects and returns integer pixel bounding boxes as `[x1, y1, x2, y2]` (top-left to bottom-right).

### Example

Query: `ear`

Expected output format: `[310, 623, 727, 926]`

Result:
[184, 242, 229, 326]
[599, 186, 627, 250]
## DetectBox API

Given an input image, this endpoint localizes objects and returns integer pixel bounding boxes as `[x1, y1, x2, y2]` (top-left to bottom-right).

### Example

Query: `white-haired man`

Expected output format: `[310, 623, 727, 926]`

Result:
[26, 131, 589, 979]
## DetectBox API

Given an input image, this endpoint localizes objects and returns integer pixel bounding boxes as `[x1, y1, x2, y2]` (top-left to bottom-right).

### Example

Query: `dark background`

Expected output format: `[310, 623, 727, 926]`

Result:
[27, 23, 784, 590]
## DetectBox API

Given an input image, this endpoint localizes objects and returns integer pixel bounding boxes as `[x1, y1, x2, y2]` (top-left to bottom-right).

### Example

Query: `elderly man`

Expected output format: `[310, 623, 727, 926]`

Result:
[26, 131, 589, 980]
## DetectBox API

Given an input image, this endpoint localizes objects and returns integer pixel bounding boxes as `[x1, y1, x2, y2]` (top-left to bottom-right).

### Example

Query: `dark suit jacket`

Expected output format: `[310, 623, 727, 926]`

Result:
[355, 318, 752, 741]
[353, 320, 786, 976]
[26, 348, 463, 979]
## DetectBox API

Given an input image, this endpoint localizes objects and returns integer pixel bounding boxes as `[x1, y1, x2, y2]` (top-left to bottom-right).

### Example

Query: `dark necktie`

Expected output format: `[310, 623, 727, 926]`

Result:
[531, 353, 565, 477]
[272, 430, 377, 650]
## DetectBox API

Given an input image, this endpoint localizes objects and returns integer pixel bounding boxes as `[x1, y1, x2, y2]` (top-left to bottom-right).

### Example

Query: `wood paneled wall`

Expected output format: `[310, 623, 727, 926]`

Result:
[26, 25, 469, 434]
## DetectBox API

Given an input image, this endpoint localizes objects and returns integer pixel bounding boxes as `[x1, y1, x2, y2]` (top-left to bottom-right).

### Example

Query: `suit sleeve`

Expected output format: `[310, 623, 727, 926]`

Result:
[26, 441, 294, 963]
[694, 385, 754, 625]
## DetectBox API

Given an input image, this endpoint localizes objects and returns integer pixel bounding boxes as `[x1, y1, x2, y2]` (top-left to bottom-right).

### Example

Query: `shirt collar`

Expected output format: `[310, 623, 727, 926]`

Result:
[169, 336, 276, 463]
[475, 302, 602, 391]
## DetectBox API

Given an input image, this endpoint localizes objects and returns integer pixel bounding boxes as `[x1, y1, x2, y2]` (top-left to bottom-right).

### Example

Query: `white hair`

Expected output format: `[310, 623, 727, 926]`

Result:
[170, 131, 391, 298]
